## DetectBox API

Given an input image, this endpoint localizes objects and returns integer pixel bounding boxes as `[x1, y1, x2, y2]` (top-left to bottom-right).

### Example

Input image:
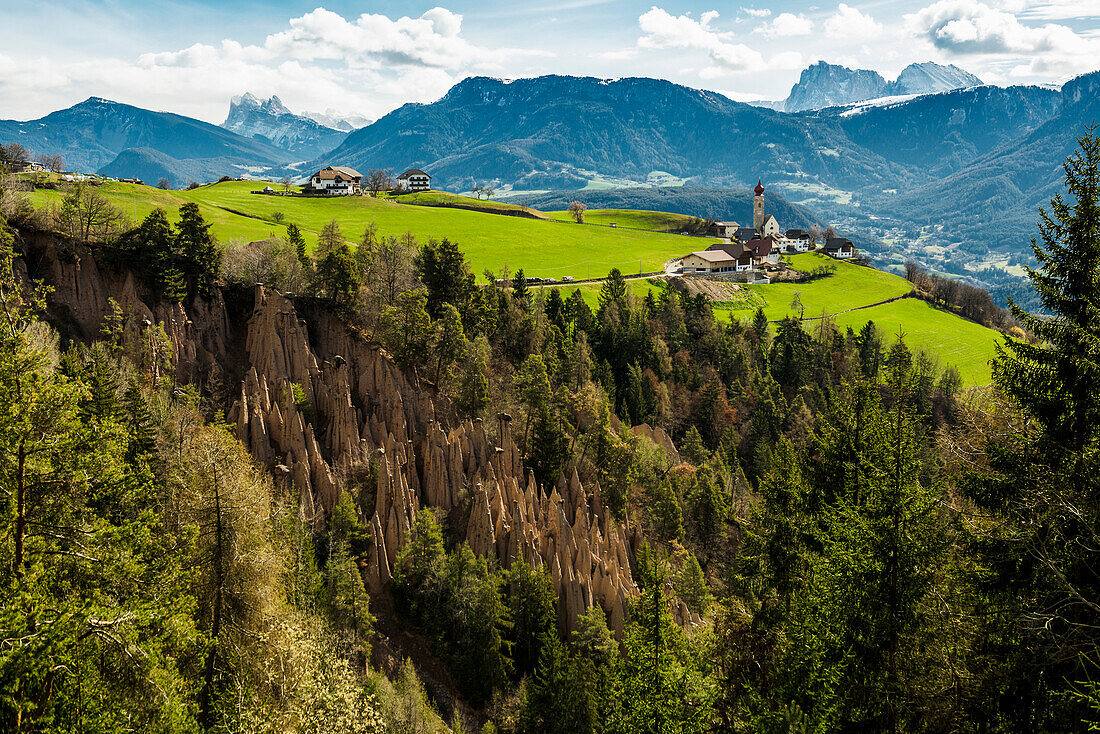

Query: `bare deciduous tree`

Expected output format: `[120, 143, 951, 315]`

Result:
[158, 178, 172, 190]
[36, 153, 64, 173]
[568, 200, 586, 224]
[55, 184, 127, 246]
[0, 142, 31, 168]
[364, 169, 393, 197]
[280, 176, 291, 193]
[824, 225, 837, 240]
[809, 223, 822, 245]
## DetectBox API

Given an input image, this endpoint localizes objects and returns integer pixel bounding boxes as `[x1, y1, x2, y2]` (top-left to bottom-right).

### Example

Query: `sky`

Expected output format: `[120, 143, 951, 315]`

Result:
[1, 0, 1098, 124]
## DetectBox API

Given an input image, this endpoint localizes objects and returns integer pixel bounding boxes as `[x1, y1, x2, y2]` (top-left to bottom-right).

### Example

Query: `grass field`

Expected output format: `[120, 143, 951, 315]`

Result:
[723, 252, 915, 321]
[546, 208, 700, 232]
[391, 191, 550, 219]
[28, 181, 690, 281]
[831, 299, 999, 385]
[25, 180, 999, 384]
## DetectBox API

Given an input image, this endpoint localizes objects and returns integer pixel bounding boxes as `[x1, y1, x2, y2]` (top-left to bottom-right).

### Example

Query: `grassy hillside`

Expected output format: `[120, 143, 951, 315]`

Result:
[720, 252, 913, 318]
[705, 253, 998, 385]
[29, 180, 691, 280]
[391, 191, 551, 219]
[26, 180, 998, 383]
[546, 208, 701, 232]
[554, 254, 998, 385]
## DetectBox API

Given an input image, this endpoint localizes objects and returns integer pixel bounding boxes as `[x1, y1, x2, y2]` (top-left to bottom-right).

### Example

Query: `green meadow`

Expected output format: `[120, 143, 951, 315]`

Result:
[26, 180, 999, 383]
[29, 181, 691, 281]
[546, 208, 699, 232]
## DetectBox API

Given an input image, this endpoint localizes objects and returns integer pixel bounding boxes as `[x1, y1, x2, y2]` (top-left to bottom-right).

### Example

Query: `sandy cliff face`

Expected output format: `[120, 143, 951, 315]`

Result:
[28, 243, 639, 633]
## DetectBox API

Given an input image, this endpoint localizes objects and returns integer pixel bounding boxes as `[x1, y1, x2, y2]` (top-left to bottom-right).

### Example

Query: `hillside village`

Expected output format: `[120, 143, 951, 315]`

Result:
[677, 180, 855, 283]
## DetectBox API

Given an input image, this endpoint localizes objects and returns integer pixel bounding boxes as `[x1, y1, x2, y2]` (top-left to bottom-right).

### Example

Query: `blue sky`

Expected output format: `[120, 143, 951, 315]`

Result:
[1, 0, 1098, 123]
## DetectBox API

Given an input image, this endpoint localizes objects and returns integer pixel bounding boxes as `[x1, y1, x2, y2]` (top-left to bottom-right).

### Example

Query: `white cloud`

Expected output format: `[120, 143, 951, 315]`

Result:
[825, 3, 883, 39]
[593, 48, 640, 61]
[1017, 1, 1100, 20]
[741, 7, 772, 18]
[0, 6, 543, 124]
[637, 7, 778, 75]
[758, 13, 815, 38]
[905, 0, 1099, 74]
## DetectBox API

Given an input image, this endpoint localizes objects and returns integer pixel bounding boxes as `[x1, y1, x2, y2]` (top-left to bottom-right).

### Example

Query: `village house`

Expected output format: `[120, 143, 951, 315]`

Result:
[744, 237, 780, 266]
[824, 237, 856, 259]
[710, 220, 739, 238]
[397, 168, 431, 192]
[733, 226, 757, 243]
[682, 249, 752, 273]
[308, 166, 362, 196]
[11, 160, 46, 173]
[785, 229, 812, 252]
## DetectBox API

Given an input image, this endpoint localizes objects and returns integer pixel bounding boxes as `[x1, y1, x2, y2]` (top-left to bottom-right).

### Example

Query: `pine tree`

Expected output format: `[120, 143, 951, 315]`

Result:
[287, 223, 310, 269]
[455, 335, 491, 418]
[512, 268, 530, 303]
[176, 202, 219, 298]
[969, 129, 1100, 727]
[122, 380, 157, 461]
[527, 405, 569, 486]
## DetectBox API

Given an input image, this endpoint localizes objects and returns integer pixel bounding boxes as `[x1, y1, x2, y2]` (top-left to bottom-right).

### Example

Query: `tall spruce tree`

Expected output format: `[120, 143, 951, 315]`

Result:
[176, 202, 219, 298]
[970, 129, 1100, 728]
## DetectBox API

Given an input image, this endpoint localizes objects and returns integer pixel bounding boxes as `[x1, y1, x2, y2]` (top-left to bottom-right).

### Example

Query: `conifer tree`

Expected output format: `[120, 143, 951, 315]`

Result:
[287, 223, 309, 269]
[972, 129, 1100, 726]
[176, 202, 219, 298]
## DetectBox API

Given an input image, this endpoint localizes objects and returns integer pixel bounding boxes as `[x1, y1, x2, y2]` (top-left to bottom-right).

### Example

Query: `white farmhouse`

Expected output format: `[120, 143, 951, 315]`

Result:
[824, 237, 856, 259]
[397, 168, 432, 192]
[309, 166, 362, 196]
[682, 250, 752, 273]
[784, 229, 812, 252]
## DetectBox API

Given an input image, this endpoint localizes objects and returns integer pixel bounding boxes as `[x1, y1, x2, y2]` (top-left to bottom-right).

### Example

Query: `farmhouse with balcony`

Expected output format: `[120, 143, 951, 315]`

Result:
[308, 166, 362, 196]
[824, 237, 856, 258]
[785, 229, 812, 252]
[397, 168, 432, 192]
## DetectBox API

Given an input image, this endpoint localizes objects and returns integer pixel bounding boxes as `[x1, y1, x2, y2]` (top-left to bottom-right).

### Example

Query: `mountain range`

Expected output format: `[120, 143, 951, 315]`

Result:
[783, 61, 984, 112]
[0, 96, 289, 186]
[221, 93, 351, 159]
[2, 61, 1098, 302]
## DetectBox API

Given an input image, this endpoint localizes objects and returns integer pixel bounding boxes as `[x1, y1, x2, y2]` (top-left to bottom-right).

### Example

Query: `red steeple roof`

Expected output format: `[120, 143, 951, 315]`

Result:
[754, 179, 765, 196]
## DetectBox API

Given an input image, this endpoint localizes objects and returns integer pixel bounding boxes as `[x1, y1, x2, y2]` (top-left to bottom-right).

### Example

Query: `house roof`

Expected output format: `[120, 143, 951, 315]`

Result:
[762, 214, 778, 226]
[745, 238, 774, 255]
[686, 250, 738, 264]
[706, 241, 745, 257]
[786, 229, 809, 238]
[824, 237, 853, 251]
[714, 220, 738, 227]
[398, 168, 431, 179]
[734, 227, 757, 241]
[315, 166, 362, 180]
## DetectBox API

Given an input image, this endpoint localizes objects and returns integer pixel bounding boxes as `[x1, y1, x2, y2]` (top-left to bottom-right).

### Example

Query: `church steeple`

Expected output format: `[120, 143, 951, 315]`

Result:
[753, 179, 765, 231]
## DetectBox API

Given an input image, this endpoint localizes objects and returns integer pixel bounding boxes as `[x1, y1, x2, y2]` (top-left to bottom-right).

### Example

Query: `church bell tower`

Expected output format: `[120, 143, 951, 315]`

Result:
[753, 179, 765, 233]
